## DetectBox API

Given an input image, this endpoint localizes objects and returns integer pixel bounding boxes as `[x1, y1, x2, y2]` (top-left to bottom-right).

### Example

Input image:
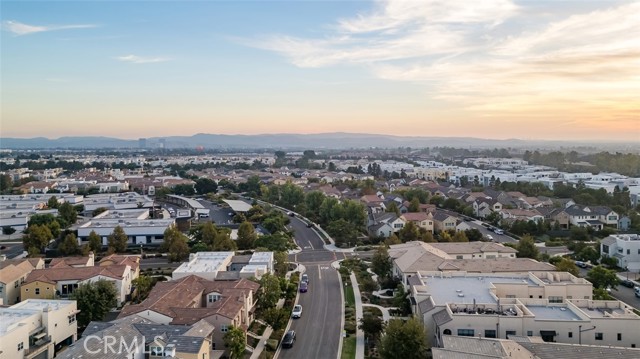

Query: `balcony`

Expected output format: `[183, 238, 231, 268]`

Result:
[25, 335, 52, 359]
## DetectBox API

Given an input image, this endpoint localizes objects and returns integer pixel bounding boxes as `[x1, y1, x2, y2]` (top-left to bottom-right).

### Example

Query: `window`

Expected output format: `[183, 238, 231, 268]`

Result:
[568, 332, 573, 338]
[456, 255, 463, 259]
[484, 330, 496, 338]
[595, 333, 603, 340]
[506, 331, 516, 338]
[628, 249, 631, 255]
[69, 315, 76, 324]
[25, 288, 29, 292]
[221, 325, 228, 333]
[208, 294, 221, 303]
[443, 329, 451, 335]
[506, 295, 515, 298]
[457, 329, 474, 337]
[18, 342, 24, 351]
[539, 296, 542, 299]
[549, 296, 563, 303]
[527, 331, 533, 336]
[567, 296, 572, 299]
[618, 333, 622, 341]
[14, 281, 19, 288]
[35, 288, 40, 295]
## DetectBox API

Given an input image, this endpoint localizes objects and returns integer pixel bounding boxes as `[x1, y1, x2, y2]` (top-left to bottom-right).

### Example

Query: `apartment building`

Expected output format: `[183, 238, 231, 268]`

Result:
[0, 257, 45, 305]
[118, 275, 259, 353]
[172, 251, 274, 281]
[0, 299, 78, 359]
[601, 234, 640, 272]
[411, 271, 640, 348]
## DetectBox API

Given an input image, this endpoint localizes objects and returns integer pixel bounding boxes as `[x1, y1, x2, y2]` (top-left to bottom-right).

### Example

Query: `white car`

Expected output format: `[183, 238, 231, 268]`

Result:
[292, 305, 302, 318]
[486, 234, 494, 241]
[494, 229, 504, 235]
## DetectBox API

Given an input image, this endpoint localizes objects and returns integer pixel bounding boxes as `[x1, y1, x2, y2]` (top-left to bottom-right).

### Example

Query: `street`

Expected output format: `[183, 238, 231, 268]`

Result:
[0, 242, 25, 259]
[577, 267, 640, 310]
[279, 216, 343, 359]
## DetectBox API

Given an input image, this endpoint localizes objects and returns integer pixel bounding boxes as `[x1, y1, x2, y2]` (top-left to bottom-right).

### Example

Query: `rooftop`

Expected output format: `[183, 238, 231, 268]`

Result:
[223, 199, 252, 212]
[527, 306, 582, 321]
[420, 274, 536, 305]
[174, 252, 235, 274]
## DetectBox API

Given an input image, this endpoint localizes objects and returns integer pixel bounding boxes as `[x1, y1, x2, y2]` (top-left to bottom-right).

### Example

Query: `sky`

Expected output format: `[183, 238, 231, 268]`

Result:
[1, 0, 639, 142]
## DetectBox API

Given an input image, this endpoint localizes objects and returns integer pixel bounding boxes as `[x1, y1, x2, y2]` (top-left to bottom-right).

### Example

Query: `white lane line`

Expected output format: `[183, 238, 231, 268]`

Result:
[308, 239, 315, 250]
[318, 265, 322, 280]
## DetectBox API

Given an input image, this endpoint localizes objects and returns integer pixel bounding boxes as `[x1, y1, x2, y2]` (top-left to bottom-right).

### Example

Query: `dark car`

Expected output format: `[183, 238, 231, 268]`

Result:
[621, 279, 636, 288]
[300, 282, 308, 293]
[306, 222, 314, 228]
[282, 330, 296, 348]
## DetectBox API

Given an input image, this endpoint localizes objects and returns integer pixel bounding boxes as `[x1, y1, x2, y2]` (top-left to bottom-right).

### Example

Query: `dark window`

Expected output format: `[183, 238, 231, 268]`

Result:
[527, 331, 533, 336]
[506, 330, 516, 338]
[568, 332, 573, 338]
[443, 329, 451, 335]
[618, 333, 622, 341]
[457, 329, 474, 337]
[595, 333, 603, 340]
[484, 330, 496, 338]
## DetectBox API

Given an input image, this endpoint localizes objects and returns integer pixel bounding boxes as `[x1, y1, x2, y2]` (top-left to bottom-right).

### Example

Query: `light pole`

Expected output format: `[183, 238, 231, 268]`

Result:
[578, 325, 596, 345]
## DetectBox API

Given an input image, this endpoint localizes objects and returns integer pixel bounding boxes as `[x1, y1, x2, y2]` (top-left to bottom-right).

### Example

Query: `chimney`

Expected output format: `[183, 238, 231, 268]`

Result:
[0, 254, 6, 262]
[89, 251, 95, 266]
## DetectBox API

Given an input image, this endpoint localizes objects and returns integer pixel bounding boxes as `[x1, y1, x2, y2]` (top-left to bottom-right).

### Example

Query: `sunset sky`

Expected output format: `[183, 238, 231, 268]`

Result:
[2, 0, 639, 141]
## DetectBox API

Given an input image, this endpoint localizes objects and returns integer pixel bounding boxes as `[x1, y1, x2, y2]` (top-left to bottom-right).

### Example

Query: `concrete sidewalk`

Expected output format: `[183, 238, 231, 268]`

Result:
[362, 303, 398, 322]
[249, 326, 274, 359]
[350, 272, 365, 359]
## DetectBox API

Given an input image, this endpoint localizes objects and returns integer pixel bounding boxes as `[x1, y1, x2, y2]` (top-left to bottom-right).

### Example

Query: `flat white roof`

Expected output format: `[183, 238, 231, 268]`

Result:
[93, 209, 149, 220]
[0, 308, 38, 336]
[421, 274, 537, 305]
[223, 200, 252, 212]
[250, 252, 273, 262]
[528, 306, 582, 321]
[80, 219, 174, 229]
[174, 252, 234, 274]
[167, 195, 205, 209]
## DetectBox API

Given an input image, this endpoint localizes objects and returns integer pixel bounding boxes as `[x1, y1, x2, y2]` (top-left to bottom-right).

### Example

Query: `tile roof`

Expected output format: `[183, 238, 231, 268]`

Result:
[511, 336, 640, 359]
[0, 258, 43, 284]
[49, 256, 92, 268]
[432, 309, 453, 326]
[429, 242, 516, 255]
[24, 264, 129, 284]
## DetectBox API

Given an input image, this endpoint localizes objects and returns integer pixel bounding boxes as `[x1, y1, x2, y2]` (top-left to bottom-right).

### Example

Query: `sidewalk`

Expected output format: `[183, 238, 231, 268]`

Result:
[361, 304, 398, 322]
[248, 326, 274, 359]
[350, 272, 365, 359]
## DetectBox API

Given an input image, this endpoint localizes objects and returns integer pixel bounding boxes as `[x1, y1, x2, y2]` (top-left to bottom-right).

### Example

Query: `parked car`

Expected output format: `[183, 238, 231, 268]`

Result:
[301, 273, 309, 284]
[282, 330, 296, 348]
[486, 234, 494, 241]
[306, 222, 314, 228]
[575, 261, 588, 268]
[621, 279, 635, 288]
[635, 286, 640, 298]
[287, 212, 295, 217]
[494, 228, 504, 235]
[300, 282, 308, 293]
[292, 305, 302, 318]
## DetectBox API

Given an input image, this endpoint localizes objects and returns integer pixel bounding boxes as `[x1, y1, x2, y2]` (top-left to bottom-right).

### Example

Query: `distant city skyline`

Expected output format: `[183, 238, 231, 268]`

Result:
[2, 1, 639, 142]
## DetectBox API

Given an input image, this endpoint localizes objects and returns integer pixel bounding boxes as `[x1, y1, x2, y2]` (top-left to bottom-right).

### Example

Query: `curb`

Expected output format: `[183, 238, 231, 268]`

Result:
[274, 267, 304, 359]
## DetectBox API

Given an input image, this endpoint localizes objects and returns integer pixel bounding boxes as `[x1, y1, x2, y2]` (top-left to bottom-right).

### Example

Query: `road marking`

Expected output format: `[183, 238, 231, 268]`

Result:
[318, 265, 322, 280]
[308, 240, 315, 250]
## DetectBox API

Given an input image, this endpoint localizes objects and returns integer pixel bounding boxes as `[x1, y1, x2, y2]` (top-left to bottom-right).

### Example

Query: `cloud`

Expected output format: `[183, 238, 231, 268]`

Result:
[115, 55, 170, 64]
[3, 20, 97, 35]
[250, 0, 640, 128]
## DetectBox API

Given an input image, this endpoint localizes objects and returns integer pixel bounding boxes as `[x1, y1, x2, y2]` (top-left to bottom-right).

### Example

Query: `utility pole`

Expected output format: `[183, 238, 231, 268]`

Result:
[578, 325, 596, 345]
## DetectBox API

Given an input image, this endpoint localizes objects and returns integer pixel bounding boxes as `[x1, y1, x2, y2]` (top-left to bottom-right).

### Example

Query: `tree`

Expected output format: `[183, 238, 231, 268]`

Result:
[257, 274, 281, 309]
[386, 202, 400, 215]
[398, 221, 420, 243]
[554, 258, 579, 276]
[47, 196, 59, 209]
[92, 207, 109, 217]
[162, 227, 190, 262]
[586, 265, 619, 290]
[22, 224, 52, 255]
[2, 226, 16, 235]
[0, 174, 13, 194]
[516, 235, 539, 260]
[58, 233, 81, 256]
[88, 230, 102, 253]
[107, 225, 128, 253]
[408, 198, 420, 212]
[195, 178, 218, 195]
[58, 202, 78, 227]
[254, 233, 291, 252]
[452, 231, 469, 242]
[71, 279, 118, 328]
[223, 325, 247, 359]
[359, 315, 385, 345]
[379, 318, 428, 359]
[384, 234, 401, 246]
[237, 221, 257, 250]
[326, 219, 358, 247]
[371, 246, 392, 278]
[262, 307, 290, 330]
[274, 251, 289, 277]
[132, 275, 154, 303]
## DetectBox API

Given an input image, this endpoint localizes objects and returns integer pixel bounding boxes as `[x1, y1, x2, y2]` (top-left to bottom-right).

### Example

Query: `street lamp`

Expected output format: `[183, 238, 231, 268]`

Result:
[578, 325, 596, 345]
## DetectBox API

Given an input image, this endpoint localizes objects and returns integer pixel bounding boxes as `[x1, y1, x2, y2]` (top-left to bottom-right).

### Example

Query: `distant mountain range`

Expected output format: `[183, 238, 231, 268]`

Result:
[0, 133, 634, 151]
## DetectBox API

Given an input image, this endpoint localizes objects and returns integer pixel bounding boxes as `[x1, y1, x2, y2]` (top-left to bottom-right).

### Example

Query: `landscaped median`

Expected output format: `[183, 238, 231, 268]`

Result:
[339, 266, 358, 359]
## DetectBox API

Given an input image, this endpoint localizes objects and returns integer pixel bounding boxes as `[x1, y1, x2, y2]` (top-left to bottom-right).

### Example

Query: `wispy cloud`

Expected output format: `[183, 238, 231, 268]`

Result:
[250, 0, 640, 129]
[3, 20, 97, 35]
[115, 55, 170, 64]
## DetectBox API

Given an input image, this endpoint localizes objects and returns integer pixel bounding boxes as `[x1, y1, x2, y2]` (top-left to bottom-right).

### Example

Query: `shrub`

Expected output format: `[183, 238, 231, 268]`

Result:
[266, 339, 279, 351]
[344, 321, 357, 334]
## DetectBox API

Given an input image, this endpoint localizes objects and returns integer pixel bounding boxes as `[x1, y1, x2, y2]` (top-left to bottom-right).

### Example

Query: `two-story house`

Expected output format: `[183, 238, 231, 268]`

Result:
[0, 257, 45, 305]
[433, 211, 459, 233]
[601, 234, 640, 272]
[401, 212, 434, 233]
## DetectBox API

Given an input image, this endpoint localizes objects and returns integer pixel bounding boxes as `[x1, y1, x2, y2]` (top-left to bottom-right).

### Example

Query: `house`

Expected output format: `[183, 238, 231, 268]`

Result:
[118, 275, 259, 353]
[49, 252, 95, 268]
[58, 315, 215, 359]
[401, 212, 434, 233]
[0, 299, 78, 359]
[368, 222, 395, 238]
[411, 270, 640, 348]
[389, 241, 555, 285]
[360, 194, 385, 214]
[433, 211, 458, 232]
[172, 252, 274, 281]
[619, 216, 631, 231]
[601, 234, 640, 272]
[0, 257, 45, 305]
[561, 205, 618, 230]
[21, 264, 134, 305]
[99, 254, 141, 279]
[368, 212, 406, 232]
[473, 198, 503, 219]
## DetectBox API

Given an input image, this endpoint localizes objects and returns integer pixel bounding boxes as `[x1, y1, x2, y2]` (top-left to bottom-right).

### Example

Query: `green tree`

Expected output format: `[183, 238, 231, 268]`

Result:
[91, 207, 109, 217]
[359, 314, 385, 345]
[58, 233, 81, 256]
[195, 178, 218, 195]
[326, 219, 357, 247]
[554, 258, 579, 276]
[304, 191, 326, 223]
[452, 231, 469, 242]
[398, 221, 420, 243]
[47, 196, 59, 209]
[71, 279, 118, 328]
[87, 230, 102, 253]
[516, 235, 539, 260]
[162, 227, 190, 262]
[237, 221, 257, 250]
[384, 234, 401, 246]
[58, 202, 78, 227]
[254, 233, 291, 252]
[408, 198, 420, 212]
[257, 274, 281, 309]
[132, 275, 154, 303]
[23, 224, 53, 255]
[379, 318, 428, 359]
[107, 225, 128, 253]
[386, 202, 400, 215]
[223, 326, 246, 359]
[371, 246, 392, 278]
[262, 307, 289, 330]
[274, 251, 289, 277]
[586, 265, 619, 290]
[2, 226, 16, 235]
[0, 174, 13, 194]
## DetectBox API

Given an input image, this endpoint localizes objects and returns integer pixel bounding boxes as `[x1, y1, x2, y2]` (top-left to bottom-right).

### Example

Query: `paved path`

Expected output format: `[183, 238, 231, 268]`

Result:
[350, 272, 365, 359]
[361, 304, 398, 322]
[249, 326, 274, 359]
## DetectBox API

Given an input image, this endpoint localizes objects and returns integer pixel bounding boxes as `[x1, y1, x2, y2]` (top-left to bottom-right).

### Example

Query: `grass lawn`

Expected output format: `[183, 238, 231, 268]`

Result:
[341, 336, 357, 359]
[344, 283, 355, 307]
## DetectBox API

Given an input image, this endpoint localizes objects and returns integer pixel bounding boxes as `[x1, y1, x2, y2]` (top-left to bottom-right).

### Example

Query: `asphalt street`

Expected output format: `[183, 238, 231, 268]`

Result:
[279, 216, 343, 359]
[578, 267, 640, 310]
[0, 242, 25, 259]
